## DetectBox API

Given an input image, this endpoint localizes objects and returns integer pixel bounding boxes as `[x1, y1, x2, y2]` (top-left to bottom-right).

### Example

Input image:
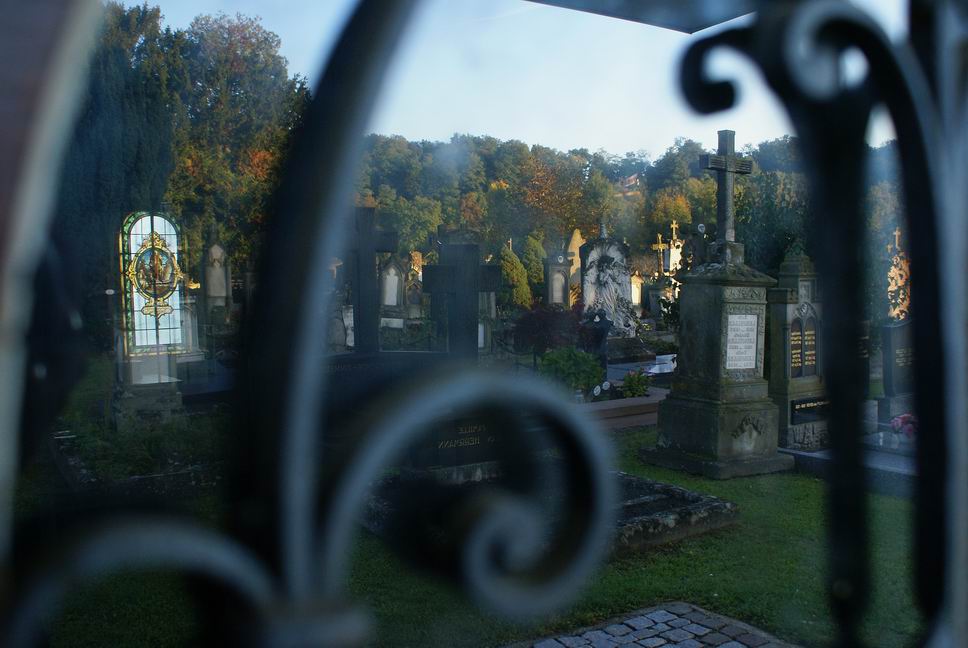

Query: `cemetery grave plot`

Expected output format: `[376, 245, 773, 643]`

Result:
[360, 467, 738, 557]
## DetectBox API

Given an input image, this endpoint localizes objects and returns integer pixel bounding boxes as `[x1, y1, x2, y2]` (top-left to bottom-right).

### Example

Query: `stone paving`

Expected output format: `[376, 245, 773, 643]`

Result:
[509, 602, 798, 648]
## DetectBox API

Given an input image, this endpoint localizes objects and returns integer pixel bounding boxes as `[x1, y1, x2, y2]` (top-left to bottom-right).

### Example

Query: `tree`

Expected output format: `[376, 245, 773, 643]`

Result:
[647, 138, 707, 193]
[734, 169, 809, 272]
[54, 2, 176, 344]
[865, 181, 902, 320]
[164, 11, 310, 268]
[375, 186, 442, 253]
[753, 135, 802, 173]
[683, 176, 717, 227]
[499, 246, 532, 309]
[521, 232, 547, 290]
[639, 188, 691, 254]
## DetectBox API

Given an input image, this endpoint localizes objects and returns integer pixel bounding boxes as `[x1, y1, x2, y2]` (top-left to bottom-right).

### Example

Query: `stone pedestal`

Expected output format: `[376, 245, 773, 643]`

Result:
[877, 392, 915, 425]
[767, 250, 828, 450]
[643, 243, 792, 478]
[113, 353, 183, 429]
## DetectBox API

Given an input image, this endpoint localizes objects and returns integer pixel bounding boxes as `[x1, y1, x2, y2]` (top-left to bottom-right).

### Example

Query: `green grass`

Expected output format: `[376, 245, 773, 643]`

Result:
[342, 427, 923, 647]
[35, 426, 921, 647]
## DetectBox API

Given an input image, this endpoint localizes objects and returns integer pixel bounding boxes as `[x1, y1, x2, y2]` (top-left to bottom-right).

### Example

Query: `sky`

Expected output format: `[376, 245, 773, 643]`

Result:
[152, 0, 906, 158]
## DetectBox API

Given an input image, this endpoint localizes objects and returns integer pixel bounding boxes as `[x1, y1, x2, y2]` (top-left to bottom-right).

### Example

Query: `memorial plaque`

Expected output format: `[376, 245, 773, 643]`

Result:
[803, 317, 817, 377]
[791, 396, 829, 425]
[790, 318, 803, 378]
[725, 313, 757, 370]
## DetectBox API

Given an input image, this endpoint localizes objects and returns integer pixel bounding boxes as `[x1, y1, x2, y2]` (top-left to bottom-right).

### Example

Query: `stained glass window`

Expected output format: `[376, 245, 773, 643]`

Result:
[119, 211, 187, 353]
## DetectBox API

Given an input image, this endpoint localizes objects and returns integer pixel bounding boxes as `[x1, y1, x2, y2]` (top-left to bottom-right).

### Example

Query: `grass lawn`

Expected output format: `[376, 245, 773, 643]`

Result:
[36, 426, 922, 647]
[345, 426, 923, 647]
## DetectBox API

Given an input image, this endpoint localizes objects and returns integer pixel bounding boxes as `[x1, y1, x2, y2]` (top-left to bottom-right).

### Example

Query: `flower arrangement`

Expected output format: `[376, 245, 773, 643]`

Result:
[890, 413, 918, 439]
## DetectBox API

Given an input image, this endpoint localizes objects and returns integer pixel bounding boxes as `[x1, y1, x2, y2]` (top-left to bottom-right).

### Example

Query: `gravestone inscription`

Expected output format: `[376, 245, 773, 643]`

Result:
[725, 314, 757, 370]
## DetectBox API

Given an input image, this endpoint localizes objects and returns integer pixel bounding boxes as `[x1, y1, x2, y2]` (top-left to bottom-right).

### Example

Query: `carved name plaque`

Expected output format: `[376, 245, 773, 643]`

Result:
[726, 314, 758, 370]
[790, 318, 803, 378]
[803, 317, 817, 376]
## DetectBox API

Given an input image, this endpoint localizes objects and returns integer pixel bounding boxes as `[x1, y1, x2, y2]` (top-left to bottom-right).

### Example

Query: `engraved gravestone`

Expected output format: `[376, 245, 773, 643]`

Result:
[877, 318, 915, 426]
[767, 247, 828, 450]
[644, 130, 790, 478]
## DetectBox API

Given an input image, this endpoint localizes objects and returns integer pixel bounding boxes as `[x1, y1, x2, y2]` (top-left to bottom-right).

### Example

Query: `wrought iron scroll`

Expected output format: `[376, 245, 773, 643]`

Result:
[3, 0, 617, 645]
[682, 1, 952, 645]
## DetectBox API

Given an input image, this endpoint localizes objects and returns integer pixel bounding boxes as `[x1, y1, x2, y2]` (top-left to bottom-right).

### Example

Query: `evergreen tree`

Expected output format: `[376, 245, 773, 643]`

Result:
[521, 232, 546, 289]
[499, 246, 532, 309]
[54, 2, 175, 345]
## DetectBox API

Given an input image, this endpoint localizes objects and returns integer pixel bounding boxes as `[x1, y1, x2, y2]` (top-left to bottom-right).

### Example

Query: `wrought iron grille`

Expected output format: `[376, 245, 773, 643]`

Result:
[0, 0, 965, 646]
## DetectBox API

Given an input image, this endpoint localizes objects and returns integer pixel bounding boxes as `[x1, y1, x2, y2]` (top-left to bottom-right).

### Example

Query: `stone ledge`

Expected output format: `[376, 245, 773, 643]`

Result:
[640, 446, 794, 479]
[584, 394, 662, 419]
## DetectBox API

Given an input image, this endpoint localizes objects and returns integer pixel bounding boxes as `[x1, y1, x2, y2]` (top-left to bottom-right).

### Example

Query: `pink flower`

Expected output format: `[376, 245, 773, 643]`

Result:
[890, 413, 918, 438]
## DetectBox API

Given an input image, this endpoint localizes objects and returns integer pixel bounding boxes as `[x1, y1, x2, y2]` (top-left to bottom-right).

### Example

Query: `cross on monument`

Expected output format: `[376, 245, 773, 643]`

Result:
[651, 233, 670, 276]
[423, 243, 501, 359]
[701, 130, 752, 245]
[894, 226, 903, 251]
[670, 219, 680, 242]
[346, 206, 398, 353]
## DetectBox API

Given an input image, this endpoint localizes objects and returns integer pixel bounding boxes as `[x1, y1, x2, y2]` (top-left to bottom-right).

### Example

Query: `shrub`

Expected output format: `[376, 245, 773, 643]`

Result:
[621, 368, 652, 398]
[538, 347, 604, 394]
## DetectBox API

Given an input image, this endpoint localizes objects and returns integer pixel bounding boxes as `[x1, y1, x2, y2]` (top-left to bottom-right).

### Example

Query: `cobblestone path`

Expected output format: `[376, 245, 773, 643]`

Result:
[508, 602, 797, 648]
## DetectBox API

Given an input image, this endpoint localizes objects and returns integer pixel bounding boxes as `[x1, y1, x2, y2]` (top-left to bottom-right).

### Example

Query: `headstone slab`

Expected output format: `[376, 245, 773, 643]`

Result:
[767, 248, 828, 450]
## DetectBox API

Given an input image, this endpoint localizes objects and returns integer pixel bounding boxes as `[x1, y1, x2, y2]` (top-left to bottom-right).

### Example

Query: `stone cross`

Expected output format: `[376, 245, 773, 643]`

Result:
[670, 219, 680, 242]
[701, 130, 752, 244]
[651, 233, 669, 276]
[423, 243, 501, 359]
[894, 226, 903, 250]
[346, 206, 398, 353]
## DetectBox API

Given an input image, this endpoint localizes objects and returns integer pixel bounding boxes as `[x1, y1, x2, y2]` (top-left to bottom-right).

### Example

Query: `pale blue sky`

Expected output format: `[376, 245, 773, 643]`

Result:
[153, 0, 905, 157]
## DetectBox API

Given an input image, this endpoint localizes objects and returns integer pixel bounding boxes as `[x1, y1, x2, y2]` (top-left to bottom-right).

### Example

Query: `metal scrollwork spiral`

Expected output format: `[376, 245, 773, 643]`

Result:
[317, 370, 616, 619]
[681, 1, 949, 645]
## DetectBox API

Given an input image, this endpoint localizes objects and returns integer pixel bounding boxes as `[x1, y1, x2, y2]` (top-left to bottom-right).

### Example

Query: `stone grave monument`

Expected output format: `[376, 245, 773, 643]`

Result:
[768, 246, 829, 450]
[630, 271, 645, 316]
[566, 228, 585, 305]
[643, 130, 792, 478]
[423, 237, 501, 359]
[877, 318, 915, 427]
[378, 257, 406, 331]
[579, 220, 636, 337]
[203, 223, 232, 324]
[113, 210, 205, 427]
[543, 247, 573, 306]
